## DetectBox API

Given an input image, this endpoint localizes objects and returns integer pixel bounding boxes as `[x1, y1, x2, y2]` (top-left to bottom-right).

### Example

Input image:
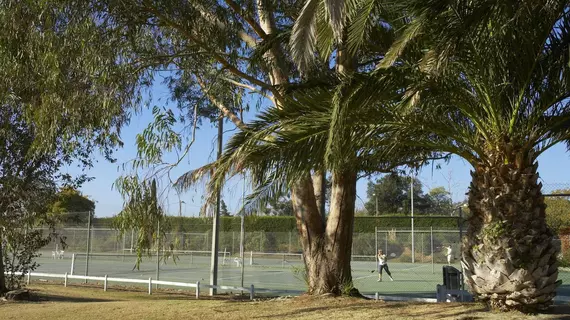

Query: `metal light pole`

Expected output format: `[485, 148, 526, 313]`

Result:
[374, 193, 378, 216]
[240, 174, 246, 290]
[411, 176, 415, 264]
[210, 115, 223, 296]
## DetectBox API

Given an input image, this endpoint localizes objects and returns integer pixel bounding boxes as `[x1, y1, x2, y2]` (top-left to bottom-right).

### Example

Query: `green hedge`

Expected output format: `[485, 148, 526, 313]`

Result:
[92, 215, 462, 232]
[353, 216, 463, 232]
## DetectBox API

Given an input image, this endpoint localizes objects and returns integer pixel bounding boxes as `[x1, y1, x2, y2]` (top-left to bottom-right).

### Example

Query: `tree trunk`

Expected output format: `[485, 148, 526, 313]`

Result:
[253, 0, 359, 296]
[292, 171, 357, 295]
[0, 226, 6, 294]
[312, 170, 327, 223]
[462, 154, 560, 312]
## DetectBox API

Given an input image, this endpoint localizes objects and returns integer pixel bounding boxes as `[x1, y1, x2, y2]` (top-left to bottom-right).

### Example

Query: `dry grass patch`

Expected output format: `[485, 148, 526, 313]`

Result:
[0, 284, 569, 320]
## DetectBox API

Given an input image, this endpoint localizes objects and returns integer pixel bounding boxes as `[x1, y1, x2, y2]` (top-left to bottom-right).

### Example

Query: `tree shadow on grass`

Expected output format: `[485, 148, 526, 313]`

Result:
[33, 293, 116, 303]
[417, 303, 570, 320]
[253, 301, 440, 319]
[540, 305, 570, 320]
[412, 306, 488, 319]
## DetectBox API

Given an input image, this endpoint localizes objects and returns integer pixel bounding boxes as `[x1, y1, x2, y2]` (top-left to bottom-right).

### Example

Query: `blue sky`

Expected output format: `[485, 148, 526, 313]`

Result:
[64, 80, 570, 218]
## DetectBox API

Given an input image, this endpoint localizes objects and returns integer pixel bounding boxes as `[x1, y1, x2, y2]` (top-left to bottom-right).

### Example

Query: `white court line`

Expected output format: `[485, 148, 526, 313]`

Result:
[354, 274, 376, 281]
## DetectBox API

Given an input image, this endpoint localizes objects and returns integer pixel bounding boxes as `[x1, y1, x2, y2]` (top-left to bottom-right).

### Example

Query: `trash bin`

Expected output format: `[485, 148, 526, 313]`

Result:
[442, 266, 462, 290]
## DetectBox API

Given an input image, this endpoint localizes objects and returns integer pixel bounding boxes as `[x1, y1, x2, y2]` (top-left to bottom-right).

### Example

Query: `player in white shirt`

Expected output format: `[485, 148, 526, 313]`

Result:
[444, 245, 453, 265]
[377, 249, 394, 282]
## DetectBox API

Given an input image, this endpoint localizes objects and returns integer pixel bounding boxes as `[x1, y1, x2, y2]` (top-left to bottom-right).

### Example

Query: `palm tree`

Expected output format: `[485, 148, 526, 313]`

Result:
[174, 84, 438, 294]
[293, 0, 570, 311]
[169, 0, 437, 296]
[342, 0, 570, 311]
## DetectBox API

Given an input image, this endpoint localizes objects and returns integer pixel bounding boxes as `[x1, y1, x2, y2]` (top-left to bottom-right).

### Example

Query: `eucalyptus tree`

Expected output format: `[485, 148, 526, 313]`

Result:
[98, 0, 416, 295]
[1, 0, 429, 295]
[327, 0, 570, 311]
[0, 104, 55, 293]
[114, 178, 166, 269]
[122, 0, 442, 294]
[0, 1, 144, 294]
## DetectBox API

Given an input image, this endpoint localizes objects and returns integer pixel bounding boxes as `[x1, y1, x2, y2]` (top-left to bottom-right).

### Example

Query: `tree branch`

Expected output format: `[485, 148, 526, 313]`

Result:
[141, 3, 281, 99]
[194, 2, 258, 48]
[221, 77, 275, 104]
[196, 76, 247, 130]
[224, 0, 268, 40]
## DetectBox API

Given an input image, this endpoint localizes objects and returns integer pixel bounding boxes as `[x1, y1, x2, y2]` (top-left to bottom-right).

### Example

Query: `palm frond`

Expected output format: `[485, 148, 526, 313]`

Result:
[290, 0, 320, 71]
[323, 0, 346, 39]
[346, 0, 378, 56]
[377, 16, 423, 68]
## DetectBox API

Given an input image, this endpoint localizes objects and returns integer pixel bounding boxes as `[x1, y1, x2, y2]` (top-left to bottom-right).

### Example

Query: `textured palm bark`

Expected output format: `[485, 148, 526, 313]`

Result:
[462, 150, 560, 311]
[291, 171, 357, 295]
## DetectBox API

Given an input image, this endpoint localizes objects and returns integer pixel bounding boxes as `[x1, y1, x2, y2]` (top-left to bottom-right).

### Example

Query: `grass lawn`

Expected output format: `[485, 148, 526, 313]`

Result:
[1, 284, 569, 320]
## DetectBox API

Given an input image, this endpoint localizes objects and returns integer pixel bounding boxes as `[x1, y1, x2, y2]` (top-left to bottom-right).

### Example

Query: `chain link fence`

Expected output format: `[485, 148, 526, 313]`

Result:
[31, 201, 570, 299]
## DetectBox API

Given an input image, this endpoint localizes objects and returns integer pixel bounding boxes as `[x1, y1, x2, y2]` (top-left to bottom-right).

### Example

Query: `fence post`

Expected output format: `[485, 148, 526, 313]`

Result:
[431, 227, 434, 274]
[122, 233, 126, 262]
[85, 211, 92, 284]
[70, 253, 76, 275]
[250, 251, 253, 265]
[222, 247, 226, 266]
[148, 278, 152, 295]
[288, 231, 292, 253]
[385, 231, 388, 254]
[458, 207, 463, 242]
[195, 281, 200, 299]
[206, 230, 209, 250]
[64, 272, 68, 287]
[250, 284, 254, 300]
[421, 233, 424, 263]
[156, 220, 160, 290]
[190, 252, 193, 266]
[375, 227, 378, 257]
[104, 275, 108, 291]
[26, 272, 31, 285]
[130, 229, 134, 253]
[375, 292, 379, 301]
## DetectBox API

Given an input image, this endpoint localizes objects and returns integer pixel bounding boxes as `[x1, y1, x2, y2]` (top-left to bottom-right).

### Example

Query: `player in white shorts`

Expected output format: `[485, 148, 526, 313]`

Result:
[377, 249, 394, 282]
[444, 245, 453, 265]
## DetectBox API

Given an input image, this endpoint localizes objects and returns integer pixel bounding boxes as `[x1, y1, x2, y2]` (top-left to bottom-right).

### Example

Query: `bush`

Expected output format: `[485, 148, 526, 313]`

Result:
[3, 229, 53, 291]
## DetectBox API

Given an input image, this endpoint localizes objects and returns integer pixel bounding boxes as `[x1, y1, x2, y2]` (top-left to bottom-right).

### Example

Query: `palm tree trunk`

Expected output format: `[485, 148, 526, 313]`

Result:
[292, 171, 357, 295]
[462, 157, 560, 311]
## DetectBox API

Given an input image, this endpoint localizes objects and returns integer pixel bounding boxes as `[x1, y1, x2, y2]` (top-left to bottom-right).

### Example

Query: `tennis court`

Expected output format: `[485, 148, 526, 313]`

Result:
[32, 251, 570, 299]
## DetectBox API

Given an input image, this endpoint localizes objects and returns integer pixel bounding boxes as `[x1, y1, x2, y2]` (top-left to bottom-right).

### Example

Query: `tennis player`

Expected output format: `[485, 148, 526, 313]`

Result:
[377, 249, 394, 282]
